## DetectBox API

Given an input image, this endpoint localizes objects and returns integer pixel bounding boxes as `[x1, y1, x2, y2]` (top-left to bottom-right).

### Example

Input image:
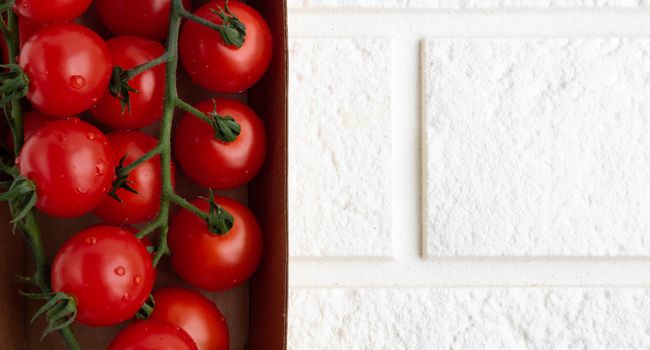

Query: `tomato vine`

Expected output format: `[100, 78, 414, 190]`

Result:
[0, 0, 245, 348]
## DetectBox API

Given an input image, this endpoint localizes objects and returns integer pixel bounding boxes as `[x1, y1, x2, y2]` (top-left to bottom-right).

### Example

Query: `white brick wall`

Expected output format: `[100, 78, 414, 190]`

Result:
[288, 4, 650, 350]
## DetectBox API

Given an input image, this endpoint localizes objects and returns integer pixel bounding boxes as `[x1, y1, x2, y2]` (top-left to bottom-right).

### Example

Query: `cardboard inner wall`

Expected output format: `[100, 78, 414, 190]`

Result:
[0, 0, 288, 348]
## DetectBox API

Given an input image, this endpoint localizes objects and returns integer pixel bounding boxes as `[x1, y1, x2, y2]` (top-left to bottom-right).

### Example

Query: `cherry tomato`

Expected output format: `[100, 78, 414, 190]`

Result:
[13, 0, 91, 23]
[18, 118, 115, 218]
[5, 110, 52, 151]
[90, 37, 166, 130]
[96, 0, 192, 41]
[94, 131, 174, 224]
[19, 23, 112, 117]
[179, 1, 272, 93]
[109, 320, 198, 350]
[169, 196, 263, 291]
[51, 225, 155, 326]
[174, 98, 266, 190]
[150, 287, 229, 350]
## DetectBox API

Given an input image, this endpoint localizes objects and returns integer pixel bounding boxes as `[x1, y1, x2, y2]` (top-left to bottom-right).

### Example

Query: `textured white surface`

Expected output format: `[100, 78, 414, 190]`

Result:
[288, 0, 650, 9]
[288, 38, 392, 259]
[289, 288, 650, 349]
[424, 38, 650, 257]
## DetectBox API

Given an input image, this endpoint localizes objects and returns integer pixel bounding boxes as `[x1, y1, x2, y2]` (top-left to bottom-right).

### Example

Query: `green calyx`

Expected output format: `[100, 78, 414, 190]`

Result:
[136, 294, 156, 320]
[0, 175, 37, 227]
[109, 154, 139, 203]
[208, 100, 241, 143]
[0, 63, 29, 110]
[201, 190, 235, 235]
[109, 66, 139, 115]
[21, 291, 77, 340]
[210, 0, 246, 48]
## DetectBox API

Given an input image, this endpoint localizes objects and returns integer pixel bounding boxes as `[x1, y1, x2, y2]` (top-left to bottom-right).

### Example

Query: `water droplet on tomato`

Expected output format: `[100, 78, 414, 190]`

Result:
[121, 293, 130, 302]
[86, 132, 96, 141]
[75, 187, 87, 194]
[85, 237, 96, 245]
[95, 161, 106, 175]
[133, 275, 142, 285]
[114, 266, 126, 276]
[70, 117, 79, 124]
[69, 75, 86, 89]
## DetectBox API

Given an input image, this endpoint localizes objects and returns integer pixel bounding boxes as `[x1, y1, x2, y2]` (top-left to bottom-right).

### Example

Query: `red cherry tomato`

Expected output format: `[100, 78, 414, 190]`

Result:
[5, 110, 52, 151]
[19, 23, 112, 117]
[18, 118, 115, 218]
[13, 0, 91, 23]
[94, 131, 175, 224]
[51, 225, 155, 326]
[96, 0, 192, 41]
[174, 98, 266, 190]
[169, 196, 263, 291]
[109, 320, 198, 350]
[179, 1, 272, 93]
[150, 287, 229, 350]
[90, 37, 166, 130]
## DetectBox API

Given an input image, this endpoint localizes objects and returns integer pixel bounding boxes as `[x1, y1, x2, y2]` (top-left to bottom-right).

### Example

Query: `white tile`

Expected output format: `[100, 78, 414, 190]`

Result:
[289, 288, 650, 350]
[288, 0, 649, 9]
[289, 38, 392, 258]
[424, 38, 650, 257]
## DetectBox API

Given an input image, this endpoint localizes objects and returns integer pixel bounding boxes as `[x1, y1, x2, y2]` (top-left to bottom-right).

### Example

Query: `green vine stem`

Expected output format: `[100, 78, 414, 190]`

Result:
[0, 6, 81, 350]
[0, 0, 242, 348]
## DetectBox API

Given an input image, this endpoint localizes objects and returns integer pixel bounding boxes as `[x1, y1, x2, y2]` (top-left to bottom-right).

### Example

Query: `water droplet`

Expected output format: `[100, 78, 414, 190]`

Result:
[14, 157, 20, 165]
[86, 132, 96, 141]
[85, 237, 96, 245]
[133, 275, 142, 285]
[121, 293, 130, 302]
[114, 266, 126, 276]
[69, 75, 86, 89]
[70, 117, 79, 124]
[95, 161, 106, 176]
[91, 97, 98, 104]
[75, 187, 87, 194]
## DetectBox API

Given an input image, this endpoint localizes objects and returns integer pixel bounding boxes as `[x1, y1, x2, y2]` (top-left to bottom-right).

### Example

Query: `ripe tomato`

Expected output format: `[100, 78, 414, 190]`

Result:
[96, 0, 192, 41]
[19, 23, 112, 117]
[18, 118, 115, 218]
[174, 98, 266, 190]
[169, 196, 262, 291]
[179, 1, 272, 93]
[94, 131, 174, 224]
[5, 110, 52, 151]
[90, 37, 166, 130]
[13, 0, 91, 23]
[150, 287, 229, 350]
[51, 225, 155, 326]
[109, 320, 198, 350]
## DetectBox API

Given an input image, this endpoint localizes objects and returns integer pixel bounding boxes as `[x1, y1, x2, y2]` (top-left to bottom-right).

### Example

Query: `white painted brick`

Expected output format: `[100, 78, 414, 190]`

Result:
[289, 288, 650, 349]
[288, 0, 650, 9]
[424, 38, 650, 257]
[289, 38, 392, 258]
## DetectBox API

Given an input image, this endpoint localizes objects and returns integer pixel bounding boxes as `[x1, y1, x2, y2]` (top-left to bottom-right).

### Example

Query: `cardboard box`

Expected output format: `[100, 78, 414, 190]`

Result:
[0, 0, 288, 348]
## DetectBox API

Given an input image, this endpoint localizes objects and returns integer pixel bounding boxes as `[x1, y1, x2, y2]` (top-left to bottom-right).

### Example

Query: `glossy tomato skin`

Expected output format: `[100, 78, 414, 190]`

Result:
[179, 1, 272, 93]
[51, 225, 155, 326]
[169, 197, 263, 291]
[18, 118, 115, 218]
[5, 110, 52, 151]
[94, 131, 174, 224]
[19, 24, 112, 117]
[174, 98, 266, 190]
[108, 320, 198, 350]
[13, 0, 91, 23]
[96, 0, 192, 41]
[150, 287, 229, 350]
[91, 37, 165, 130]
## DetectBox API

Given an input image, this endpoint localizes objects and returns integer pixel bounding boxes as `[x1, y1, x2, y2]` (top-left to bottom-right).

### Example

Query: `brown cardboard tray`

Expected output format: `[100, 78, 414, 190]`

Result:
[0, 0, 288, 348]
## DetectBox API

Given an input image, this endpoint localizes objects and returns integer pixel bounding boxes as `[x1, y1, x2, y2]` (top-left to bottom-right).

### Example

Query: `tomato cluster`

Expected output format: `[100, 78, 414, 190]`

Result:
[2, 0, 272, 348]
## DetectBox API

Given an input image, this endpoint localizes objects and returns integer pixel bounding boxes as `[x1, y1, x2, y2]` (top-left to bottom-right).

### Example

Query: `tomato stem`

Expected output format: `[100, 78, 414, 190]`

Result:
[0, 8, 81, 350]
